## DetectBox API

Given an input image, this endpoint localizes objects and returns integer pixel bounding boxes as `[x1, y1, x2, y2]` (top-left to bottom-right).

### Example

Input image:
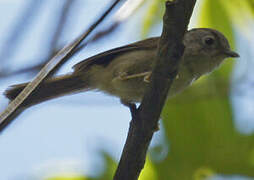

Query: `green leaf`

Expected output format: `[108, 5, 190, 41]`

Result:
[157, 81, 254, 179]
[221, 0, 254, 23]
[247, 0, 254, 15]
[98, 152, 117, 180]
[139, 157, 158, 180]
[141, 0, 164, 37]
[200, 0, 253, 38]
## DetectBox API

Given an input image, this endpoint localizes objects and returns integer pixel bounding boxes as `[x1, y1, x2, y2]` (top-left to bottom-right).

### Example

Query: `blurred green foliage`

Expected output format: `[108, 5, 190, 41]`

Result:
[141, 0, 164, 37]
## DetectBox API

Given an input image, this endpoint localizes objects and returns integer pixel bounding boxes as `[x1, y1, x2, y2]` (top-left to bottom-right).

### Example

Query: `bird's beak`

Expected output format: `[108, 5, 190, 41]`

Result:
[224, 50, 240, 58]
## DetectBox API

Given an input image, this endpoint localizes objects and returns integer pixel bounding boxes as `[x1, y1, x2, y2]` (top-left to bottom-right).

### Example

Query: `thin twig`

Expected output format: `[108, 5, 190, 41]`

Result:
[0, 0, 123, 133]
[0, 0, 76, 79]
[113, 0, 197, 180]
[72, 0, 145, 58]
[48, 0, 76, 54]
[0, 0, 144, 78]
[0, 0, 43, 72]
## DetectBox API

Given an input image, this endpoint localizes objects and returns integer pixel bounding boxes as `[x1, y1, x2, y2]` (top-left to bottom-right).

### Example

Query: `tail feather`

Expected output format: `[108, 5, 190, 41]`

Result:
[4, 74, 89, 107]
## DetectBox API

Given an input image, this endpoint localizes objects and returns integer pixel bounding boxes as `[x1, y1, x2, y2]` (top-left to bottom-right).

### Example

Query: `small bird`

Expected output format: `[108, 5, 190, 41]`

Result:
[4, 28, 239, 107]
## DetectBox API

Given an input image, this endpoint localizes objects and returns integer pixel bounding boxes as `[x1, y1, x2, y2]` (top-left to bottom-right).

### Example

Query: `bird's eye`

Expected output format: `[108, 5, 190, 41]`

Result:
[203, 37, 215, 46]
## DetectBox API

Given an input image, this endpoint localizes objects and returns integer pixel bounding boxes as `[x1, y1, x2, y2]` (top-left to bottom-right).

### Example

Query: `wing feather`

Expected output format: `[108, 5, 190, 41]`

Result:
[73, 37, 159, 73]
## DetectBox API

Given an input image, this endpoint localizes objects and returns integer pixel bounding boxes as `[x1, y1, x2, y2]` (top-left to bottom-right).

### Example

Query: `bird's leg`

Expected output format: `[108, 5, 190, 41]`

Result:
[120, 99, 138, 117]
[143, 72, 152, 83]
[144, 72, 178, 82]
[116, 71, 152, 81]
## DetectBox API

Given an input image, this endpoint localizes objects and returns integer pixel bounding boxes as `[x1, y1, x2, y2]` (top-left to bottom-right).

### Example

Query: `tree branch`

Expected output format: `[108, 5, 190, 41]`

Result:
[0, 0, 43, 72]
[113, 0, 196, 180]
[0, 0, 123, 133]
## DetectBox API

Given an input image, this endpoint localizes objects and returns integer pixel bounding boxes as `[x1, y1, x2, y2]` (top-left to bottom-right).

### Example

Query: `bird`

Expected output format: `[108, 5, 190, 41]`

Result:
[4, 28, 239, 108]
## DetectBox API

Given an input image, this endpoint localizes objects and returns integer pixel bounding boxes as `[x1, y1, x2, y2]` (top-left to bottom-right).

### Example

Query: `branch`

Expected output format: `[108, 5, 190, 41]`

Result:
[113, 0, 196, 180]
[72, 0, 145, 58]
[0, 0, 76, 79]
[0, 0, 43, 71]
[0, 0, 144, 78]
[0, 0, 123, 133]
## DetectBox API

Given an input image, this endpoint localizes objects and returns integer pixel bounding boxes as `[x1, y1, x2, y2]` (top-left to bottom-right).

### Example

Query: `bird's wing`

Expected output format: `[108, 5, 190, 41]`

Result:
[73, 37, 159, 73]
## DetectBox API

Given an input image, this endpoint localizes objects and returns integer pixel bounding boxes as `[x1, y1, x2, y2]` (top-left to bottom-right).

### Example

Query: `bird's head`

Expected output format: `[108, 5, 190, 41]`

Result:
[183, 28, 239, 76]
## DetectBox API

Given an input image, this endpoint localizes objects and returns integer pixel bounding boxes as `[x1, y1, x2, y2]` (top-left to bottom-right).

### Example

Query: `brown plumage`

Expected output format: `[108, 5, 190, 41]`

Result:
[5, 74, 89, 107]
[4, 28, 239, 107]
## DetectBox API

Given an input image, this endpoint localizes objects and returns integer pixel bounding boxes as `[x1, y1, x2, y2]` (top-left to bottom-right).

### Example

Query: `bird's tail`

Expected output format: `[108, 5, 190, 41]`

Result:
[4, 73, 90, 107]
